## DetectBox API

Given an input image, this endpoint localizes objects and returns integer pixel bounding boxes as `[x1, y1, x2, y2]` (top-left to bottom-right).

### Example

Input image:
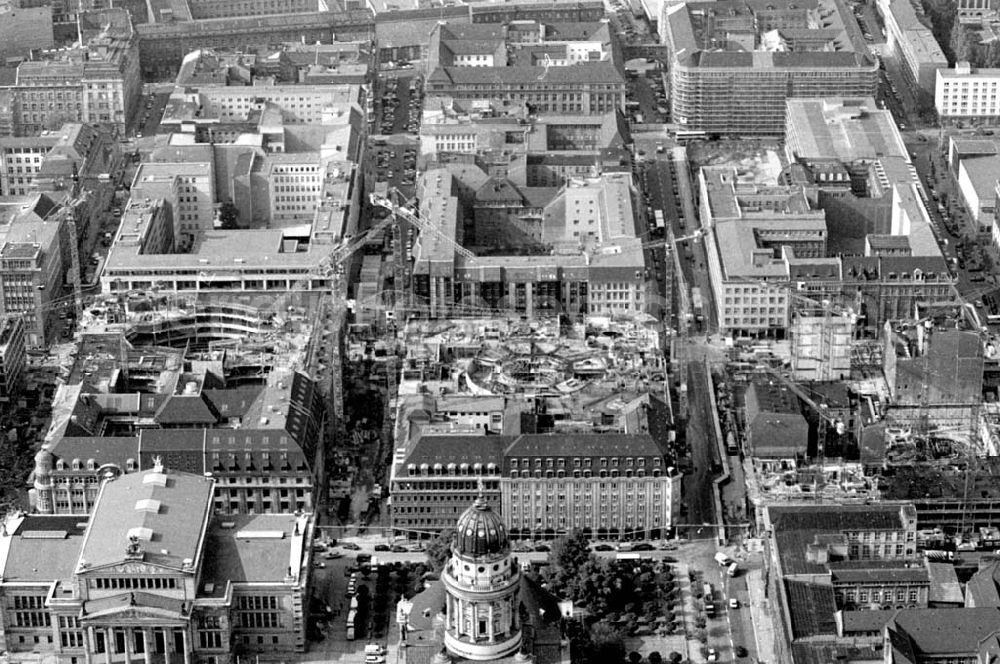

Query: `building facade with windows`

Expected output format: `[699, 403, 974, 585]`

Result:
[936, 62, 1000, 124]
[0, 135, 59, 196]
[0, 463, 312, 664]
[425, 64, 625, 115]
[8, 10, 140, 137]
[32, 364, 322, 517]
[501, 433, 680, 541]
[390, 432, 680, 540]
[410, 168, 649, 321]
[699, 166, 842, 337]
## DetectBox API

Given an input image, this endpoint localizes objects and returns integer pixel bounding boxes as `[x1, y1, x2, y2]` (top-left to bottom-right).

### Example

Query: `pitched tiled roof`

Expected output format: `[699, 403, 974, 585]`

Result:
[476, 176, 525, 204]
[886, 608, 1000, 657]
[154, 393, 220, 425]
[785, 579, 838, 637]
[203, 386, 263, 420]
[769, 504, 909, 533]
[503, 433, 663, 459]
[433, 62, 623, 85]
[966, 560, 1000, 607]
[403, 435, 511, 471]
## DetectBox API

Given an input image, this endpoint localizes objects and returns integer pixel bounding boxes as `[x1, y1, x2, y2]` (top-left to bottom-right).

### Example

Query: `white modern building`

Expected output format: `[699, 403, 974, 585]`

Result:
[936, 62, 1000, 123]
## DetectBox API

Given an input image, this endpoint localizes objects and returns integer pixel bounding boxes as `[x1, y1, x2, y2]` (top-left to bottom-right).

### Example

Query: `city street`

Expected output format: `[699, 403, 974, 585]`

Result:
[683, 359, 720, 537]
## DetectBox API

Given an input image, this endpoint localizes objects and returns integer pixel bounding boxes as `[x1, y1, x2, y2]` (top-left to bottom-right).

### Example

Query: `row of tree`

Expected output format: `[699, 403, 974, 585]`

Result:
[951, 25, 1000, 68]
[920, 0, 1000, 68]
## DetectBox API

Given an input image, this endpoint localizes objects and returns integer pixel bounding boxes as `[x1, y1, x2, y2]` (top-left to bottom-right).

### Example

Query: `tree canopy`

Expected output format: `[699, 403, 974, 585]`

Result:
[424, 528, 455, 573]
[217, 201, 240, 230]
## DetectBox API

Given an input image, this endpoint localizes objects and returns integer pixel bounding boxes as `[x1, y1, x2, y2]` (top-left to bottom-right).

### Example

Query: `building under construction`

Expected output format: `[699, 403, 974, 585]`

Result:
[880, 460, 1000, 536]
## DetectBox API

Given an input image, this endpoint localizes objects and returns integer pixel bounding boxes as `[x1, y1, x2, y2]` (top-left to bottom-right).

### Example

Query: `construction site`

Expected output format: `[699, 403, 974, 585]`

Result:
[718, 286, 1000, 541]
[72, 291, 319, 375]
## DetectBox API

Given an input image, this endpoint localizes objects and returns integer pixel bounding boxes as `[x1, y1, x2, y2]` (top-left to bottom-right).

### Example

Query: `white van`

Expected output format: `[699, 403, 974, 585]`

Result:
[727, 562, 739, 577]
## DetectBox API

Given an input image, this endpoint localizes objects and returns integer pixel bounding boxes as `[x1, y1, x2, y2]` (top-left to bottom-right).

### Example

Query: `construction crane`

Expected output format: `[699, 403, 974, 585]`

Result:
[369, 189, 476, 261]
[641, 225, 711, 251]
[317, 215, 397, 277]
[760, 365, 846, 463]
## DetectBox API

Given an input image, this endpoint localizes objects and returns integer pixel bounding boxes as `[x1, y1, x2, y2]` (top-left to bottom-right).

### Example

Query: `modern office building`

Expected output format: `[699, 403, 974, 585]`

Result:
[102, 73, 364, 295]
[699, 166, 840, 337]
[784, 97, 914, 194]
[0, 463, 312, 664]
[937, 62, 1000, 124]
[662, 0, 878, 135]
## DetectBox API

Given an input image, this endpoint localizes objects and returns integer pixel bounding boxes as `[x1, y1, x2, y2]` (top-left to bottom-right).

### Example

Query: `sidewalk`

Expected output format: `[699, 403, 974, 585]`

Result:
[745, 568, 778, 664]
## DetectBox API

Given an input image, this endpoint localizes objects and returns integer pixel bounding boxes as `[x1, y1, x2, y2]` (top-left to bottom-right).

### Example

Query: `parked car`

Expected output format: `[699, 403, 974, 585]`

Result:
[341, 542, 362, 551]
[593, 544, 615, 552]
[374, 544, 391, 552]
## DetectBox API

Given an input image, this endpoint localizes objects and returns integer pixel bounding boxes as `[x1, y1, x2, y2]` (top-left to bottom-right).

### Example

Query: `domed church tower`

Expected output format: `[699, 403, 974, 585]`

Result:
[442, 495, 522, 661]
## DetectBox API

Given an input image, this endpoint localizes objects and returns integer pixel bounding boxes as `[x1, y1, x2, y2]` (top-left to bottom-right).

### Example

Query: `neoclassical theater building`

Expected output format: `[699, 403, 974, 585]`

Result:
[0, 459, 311, 664]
